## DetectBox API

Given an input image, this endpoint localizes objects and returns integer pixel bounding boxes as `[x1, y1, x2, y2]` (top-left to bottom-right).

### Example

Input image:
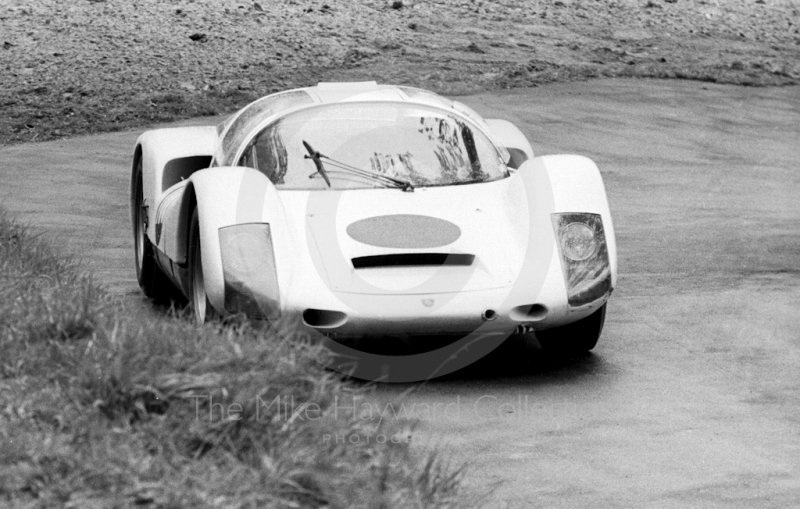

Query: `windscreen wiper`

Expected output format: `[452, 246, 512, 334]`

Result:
[303, 142, 413, 192]
[303, 140, 331, 188]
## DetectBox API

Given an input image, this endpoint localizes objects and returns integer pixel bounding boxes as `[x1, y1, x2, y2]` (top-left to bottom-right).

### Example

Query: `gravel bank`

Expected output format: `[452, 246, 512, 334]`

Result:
[1, 0, 798, 145]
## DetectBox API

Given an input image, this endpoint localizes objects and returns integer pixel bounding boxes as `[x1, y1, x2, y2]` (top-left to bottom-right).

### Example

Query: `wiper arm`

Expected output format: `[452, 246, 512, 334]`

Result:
[328, 159, 414, 192]
[303, 142, 414, 192]
[303, 140, 331, 188]
[320, 156, 414, 192]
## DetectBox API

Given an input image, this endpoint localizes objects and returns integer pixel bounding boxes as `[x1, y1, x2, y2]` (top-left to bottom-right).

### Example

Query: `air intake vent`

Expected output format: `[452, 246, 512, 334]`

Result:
[352, 253, 475, 269]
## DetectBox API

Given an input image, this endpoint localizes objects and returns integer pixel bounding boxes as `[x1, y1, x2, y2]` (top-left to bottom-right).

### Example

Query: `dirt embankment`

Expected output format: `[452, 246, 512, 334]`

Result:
[1, 0, 798, 146]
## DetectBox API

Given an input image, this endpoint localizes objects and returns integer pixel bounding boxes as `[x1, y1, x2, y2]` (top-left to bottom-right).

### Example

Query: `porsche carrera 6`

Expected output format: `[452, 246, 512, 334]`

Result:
[130, 82, 616, 354]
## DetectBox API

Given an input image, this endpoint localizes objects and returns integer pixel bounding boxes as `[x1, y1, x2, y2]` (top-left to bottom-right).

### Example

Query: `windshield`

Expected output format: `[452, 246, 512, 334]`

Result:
[237, 102, 508, 190]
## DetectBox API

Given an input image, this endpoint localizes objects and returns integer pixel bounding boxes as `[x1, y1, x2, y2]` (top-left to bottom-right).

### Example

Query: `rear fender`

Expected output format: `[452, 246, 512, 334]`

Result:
[132, 126, 217, 242]
[185, 167, 284, 312]
[485, 119, 534, 169]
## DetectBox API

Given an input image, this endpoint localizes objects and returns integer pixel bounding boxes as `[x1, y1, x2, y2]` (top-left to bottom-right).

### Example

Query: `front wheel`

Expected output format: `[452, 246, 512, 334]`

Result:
[187, 207, 217, 324]
[535, 304, 607, 356]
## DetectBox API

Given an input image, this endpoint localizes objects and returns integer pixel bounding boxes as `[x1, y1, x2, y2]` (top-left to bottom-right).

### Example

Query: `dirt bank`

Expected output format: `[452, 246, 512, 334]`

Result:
[1, 0, 798, 146]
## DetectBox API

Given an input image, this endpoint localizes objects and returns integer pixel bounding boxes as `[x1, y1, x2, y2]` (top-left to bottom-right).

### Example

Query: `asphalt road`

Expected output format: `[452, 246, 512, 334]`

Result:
[1, 79, 798, 508]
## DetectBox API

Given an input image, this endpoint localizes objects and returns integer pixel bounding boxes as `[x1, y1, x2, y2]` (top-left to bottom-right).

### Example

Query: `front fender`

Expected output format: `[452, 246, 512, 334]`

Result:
[187, 167, 285, 313]
[520, 154, 617, 292]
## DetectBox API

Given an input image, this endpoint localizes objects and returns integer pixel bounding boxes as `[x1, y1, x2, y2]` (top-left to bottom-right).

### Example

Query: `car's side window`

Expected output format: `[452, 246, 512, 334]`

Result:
[248, 121, 289, 185]
[239, 145, 257, 169]
[237, 129, 290, 186]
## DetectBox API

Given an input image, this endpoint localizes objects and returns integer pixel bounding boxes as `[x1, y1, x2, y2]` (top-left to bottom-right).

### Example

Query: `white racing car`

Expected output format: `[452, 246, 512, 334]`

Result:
[130, 82, 616, 356]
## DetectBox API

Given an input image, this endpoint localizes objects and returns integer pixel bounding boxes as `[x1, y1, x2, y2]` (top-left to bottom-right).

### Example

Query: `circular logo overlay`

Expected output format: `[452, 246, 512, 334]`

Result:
[232, 112, 555, 383]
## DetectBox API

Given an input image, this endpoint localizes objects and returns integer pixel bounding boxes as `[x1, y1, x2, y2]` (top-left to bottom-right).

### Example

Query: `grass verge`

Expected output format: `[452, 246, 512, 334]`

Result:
[0, 208, 465, 509]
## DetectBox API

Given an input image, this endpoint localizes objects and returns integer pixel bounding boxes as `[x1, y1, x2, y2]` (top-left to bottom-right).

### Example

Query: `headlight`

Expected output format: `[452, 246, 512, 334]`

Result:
[219, 223, 280, 319]
[560, 222, 597, 261]
[552, 213, 612, 307]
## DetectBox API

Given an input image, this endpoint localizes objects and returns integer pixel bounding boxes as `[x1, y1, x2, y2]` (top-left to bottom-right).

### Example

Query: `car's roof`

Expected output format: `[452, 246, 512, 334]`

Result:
[305, 82, 449, 107]
[305, 81, 415, 103]
[213, 82, 506, 167]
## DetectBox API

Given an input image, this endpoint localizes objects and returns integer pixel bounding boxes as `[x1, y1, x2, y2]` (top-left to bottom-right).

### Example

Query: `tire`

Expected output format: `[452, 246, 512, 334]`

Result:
[134, 159, 174, 301]
[187, 207, 217, 324]
[535, 303, 607, 356]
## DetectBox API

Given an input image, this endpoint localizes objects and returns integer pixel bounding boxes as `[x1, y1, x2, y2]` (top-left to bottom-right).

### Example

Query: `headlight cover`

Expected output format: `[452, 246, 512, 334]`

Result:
[560, 222, 597, 261]
[552, 213, 612, 307]
[219, 223, 280, 319]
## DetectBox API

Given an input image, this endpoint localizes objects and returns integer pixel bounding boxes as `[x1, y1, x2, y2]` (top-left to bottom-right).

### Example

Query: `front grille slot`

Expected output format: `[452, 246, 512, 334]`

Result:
[352, 253, 475, 269]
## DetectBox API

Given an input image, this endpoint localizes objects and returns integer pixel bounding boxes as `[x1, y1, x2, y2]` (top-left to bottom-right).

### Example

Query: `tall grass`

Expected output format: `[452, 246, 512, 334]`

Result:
[0, 209, 466, 509]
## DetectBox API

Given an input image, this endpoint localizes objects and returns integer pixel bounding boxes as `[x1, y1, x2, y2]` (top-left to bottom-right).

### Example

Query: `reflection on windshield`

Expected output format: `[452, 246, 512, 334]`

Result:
[238, 102, 507, 190]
